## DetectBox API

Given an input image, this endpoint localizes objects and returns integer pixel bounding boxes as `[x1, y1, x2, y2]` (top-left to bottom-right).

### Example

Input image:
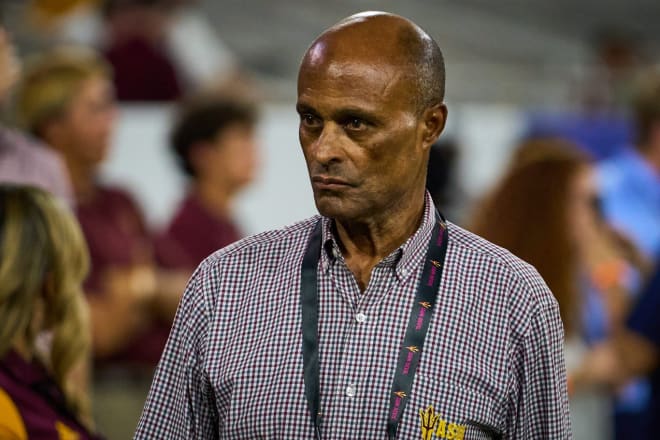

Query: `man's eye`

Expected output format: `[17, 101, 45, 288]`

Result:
[301, 114, 321, 127]
[346, 118, 367, 130]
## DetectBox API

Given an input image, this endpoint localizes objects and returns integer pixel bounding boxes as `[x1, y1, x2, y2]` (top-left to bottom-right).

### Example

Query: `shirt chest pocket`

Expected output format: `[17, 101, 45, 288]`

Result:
[406, 375, 504, 440]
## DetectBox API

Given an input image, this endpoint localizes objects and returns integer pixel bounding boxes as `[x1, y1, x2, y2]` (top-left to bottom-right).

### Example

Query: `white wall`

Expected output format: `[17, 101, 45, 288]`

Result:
[100, 101, 524, 234]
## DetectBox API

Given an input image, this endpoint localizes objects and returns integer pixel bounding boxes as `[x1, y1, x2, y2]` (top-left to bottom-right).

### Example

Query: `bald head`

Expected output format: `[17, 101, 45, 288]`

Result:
[300, 12, 445, 112]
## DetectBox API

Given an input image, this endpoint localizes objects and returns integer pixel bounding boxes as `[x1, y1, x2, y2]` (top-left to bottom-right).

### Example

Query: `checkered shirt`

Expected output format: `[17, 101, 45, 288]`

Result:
[135, 193, 571, 439]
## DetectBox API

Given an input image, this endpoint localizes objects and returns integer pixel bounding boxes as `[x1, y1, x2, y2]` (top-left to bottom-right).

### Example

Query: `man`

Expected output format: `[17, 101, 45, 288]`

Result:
[136, 12, 570, 439]
[155, 96, 259, 271]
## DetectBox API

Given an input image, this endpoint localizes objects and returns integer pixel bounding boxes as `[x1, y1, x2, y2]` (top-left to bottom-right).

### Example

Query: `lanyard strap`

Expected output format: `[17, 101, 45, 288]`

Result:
[301, 219, 323, 440]
[300, 213, 449, 439]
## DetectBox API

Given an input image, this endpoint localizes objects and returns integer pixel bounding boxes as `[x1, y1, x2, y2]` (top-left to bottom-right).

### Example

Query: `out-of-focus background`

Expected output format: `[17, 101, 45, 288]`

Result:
[1, 1, 660, 439]
[3, 0, 659, 232]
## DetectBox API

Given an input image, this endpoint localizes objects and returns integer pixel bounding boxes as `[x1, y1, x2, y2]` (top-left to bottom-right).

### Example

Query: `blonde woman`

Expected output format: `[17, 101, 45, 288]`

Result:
[0, 185, 101, 439]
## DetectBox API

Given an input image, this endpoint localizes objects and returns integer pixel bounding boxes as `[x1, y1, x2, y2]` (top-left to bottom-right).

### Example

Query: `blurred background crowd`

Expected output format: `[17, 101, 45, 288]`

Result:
[0, 0, 659, 439]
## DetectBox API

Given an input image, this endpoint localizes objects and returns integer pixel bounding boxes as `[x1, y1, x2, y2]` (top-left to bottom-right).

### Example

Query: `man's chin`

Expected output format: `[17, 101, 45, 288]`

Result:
[315, 194, 349, 219]
[86, 148, 109, 167]
[313, 194, 367, 222]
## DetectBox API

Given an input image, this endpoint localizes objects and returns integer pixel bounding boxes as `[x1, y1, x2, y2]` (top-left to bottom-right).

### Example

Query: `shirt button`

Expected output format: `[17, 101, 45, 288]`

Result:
[355, 313, 367, 323]
[345, 384, 356, 398]
[401, 268, 409, 277]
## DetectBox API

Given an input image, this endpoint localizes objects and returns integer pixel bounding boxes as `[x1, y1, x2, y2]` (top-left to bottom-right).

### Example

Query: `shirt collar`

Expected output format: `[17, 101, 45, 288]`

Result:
[319, 191, 437, 282]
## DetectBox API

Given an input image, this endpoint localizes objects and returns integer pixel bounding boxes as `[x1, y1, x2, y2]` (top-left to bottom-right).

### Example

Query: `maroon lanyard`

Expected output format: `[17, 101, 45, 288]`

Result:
[301, 213, 449, 439]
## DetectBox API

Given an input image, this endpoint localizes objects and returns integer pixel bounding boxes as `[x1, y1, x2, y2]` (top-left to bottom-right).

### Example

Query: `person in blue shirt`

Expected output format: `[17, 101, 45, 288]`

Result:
[574, 262, 660, 438]
[594, 70, 660, 438]
[597, 71, 660, 262]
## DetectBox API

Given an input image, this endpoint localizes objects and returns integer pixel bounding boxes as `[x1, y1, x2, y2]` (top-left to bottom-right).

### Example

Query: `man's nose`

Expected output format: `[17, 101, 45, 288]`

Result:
[311, 122, 344, 165]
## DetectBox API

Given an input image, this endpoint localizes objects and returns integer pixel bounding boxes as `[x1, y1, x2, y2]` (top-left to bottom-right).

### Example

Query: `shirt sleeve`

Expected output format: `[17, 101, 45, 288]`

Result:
[134, 263, 218, 439]
[506, 302, 572, 439]
[627, 264, 660, 346]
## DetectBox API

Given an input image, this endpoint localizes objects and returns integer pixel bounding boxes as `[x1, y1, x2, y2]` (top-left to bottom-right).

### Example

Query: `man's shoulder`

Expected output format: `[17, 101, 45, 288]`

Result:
[203, 215, 321, 265]
[184, 216, 320, 313]
[446, 222, 558, 313]
[448, 222, 541, 279]
[0, 127, 64, 175]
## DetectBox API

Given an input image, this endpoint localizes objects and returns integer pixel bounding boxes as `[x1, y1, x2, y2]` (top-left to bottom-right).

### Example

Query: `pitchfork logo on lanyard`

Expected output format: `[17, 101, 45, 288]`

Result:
[300, 213, 449, 439]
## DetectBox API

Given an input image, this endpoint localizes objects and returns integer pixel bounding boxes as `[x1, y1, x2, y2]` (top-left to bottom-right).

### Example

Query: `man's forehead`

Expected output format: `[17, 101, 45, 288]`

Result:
[304, 24, 413, 67]
[299, 35, 412, 89]
[297, 12, 432, 109]
[305, 40, 327, 67]
[298, 58, 407, 100]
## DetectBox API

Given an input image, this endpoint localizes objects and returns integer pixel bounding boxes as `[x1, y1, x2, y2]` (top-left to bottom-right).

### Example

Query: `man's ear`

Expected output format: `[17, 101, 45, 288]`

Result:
[421, 103, 448, 150]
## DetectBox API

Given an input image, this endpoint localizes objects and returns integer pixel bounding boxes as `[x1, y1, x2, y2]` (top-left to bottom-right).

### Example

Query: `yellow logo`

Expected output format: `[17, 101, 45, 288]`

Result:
[419, 406, 466, 440]
[394, 391, 407, 398]
[430, 260, 442, 268]
[406, 346, 419, 353]
[419, 301, 432, 309]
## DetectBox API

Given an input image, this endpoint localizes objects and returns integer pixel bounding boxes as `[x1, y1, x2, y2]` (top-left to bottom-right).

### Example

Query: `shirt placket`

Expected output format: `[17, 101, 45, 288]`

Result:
[322, 261, 396, 439]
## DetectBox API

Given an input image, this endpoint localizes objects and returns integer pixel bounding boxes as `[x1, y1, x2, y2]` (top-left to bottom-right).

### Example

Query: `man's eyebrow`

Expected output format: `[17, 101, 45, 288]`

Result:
[334, 107, 379, 121]
[296, 102, 381, 121]
[295, 102, 315, 114]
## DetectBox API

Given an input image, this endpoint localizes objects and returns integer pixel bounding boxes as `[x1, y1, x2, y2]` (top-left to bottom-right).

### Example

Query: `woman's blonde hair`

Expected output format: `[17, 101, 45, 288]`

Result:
[0, 185, 91, 421]
[15, 46, 110, 136]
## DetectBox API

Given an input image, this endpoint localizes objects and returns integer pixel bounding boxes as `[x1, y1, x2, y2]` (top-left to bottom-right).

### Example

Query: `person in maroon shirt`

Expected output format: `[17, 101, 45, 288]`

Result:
[14, 47, 188, 438]
[156, 96, 259, 271]
[101, 0, 183, 101]
[0, 185, 102, 439]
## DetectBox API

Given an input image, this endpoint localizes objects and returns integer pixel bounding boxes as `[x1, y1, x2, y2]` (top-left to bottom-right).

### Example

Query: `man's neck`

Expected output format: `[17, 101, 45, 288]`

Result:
[64, 158, 96, 202]
[193, 179, 234, 219]
[334, 191, 426, 292]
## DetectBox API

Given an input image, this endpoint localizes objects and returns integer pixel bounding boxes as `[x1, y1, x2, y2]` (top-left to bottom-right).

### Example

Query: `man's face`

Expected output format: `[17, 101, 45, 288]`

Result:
[202, 123, 259, 191]
[58, 75, 117, 167]
[297, 53, 431, 223]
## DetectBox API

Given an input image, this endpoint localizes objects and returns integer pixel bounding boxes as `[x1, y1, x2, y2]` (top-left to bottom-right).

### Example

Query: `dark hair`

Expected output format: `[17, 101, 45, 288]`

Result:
[170, 98, 257, 177]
